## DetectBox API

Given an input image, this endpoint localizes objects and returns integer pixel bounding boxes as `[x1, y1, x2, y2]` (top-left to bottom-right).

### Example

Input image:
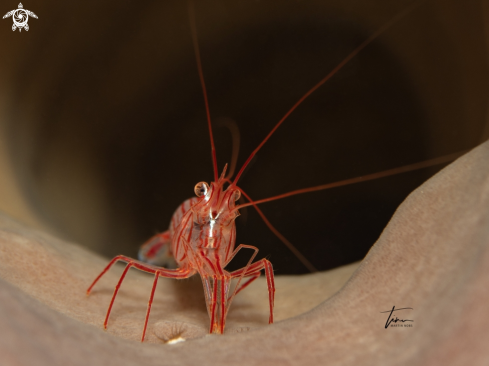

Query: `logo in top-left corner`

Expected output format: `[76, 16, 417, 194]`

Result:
[3, 3, 37, 32]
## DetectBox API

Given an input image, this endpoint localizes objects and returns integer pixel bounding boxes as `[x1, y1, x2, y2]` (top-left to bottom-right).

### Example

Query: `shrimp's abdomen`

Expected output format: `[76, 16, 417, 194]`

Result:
[168, 197, 199, 266]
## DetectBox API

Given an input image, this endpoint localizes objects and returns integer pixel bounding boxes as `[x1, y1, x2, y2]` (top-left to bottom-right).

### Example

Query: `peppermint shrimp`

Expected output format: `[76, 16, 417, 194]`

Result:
[86, 2, 462, 340]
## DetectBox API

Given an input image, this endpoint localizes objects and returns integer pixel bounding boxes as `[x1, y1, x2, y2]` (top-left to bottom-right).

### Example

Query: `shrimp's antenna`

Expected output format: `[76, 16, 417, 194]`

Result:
[235, 151, 465, 210]
[224, 178, 317, 272]
[189, 2, 219, 182]
[233, 3, 418, 185]
[239, 186, 317, 272]
[217, 118, 240, 180]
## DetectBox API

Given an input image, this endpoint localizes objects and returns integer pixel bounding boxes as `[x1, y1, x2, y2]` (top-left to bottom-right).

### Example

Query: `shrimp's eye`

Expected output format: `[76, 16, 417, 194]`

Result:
[233, 190, 241, 201]
[194, 182, 209, 197]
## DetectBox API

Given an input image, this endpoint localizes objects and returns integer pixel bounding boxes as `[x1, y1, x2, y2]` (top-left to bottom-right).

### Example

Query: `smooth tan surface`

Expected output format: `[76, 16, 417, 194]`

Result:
[0, 211, 357, 342]
[0, 141, 488, 365]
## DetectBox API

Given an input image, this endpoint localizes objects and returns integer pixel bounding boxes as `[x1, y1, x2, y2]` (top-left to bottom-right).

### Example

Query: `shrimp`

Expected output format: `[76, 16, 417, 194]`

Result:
[87, 164, 274, 337]
[86, 1, 462, 340]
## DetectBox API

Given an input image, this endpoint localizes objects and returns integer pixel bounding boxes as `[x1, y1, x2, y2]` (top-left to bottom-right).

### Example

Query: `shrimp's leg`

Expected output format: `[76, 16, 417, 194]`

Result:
[224, 243, 259, 267]
[87, 255, 193, 341]
[232, 272, 261, 296]
[200, 273, 232, 334]
[142, 272, 159, 341]
[211, 274, 228, 334]
[224, 244, 275, 324]
[224, 244, 259, 305]
[141, 267, 193, 341]
[230, 259, 275, 324]
[203, 254, 233, 334]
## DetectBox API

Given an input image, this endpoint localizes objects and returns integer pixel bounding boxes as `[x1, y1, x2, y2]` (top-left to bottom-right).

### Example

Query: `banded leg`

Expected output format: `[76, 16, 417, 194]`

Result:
[87, 255, 159, 295]
[231, 258, 275, 324]
[142, 272, 159, 342]
[87, 255, 193, 341]
[224, 244, 259, 300]
[213, 274, 230, 334]
[232, 271, 261, 297]
[200, 253, 232, 334]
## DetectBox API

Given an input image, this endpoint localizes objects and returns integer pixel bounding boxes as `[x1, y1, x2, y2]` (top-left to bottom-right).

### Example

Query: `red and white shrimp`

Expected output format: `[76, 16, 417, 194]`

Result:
[86, 2, 461, 340]
[87, 163, 274, 336]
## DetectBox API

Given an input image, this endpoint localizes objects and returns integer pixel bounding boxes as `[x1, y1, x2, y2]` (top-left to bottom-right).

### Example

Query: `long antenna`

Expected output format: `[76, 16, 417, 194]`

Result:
[224, 178, 317, 272]
[238, 186, 318, 272]
[232, 3, 418, 185]
[188, 2, 219, 182]
[235, 151, 465, 210]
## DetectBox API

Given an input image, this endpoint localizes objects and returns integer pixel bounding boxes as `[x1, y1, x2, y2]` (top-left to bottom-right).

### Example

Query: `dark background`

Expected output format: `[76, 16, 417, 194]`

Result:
[0, 0, 487, 274]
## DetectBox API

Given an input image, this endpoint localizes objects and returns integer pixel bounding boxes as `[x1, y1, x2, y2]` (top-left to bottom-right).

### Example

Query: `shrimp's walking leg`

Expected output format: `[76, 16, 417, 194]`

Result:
[224, 244, 259, 305]
[211, 274, 233, 334]
[87, 255, 193, 341]
[224, 244, 275, 324]
[232, 272, 261, 296]
[202, 254, 233, 334]
[230, 259, 275, 324]
[142, 266, 194, 341]
[142, 272, 159, 342]
[86, 255, 135, 295]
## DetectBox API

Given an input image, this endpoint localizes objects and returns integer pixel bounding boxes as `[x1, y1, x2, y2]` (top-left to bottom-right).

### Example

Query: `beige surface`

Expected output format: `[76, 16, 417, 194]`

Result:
[0, 140, 488, 365]
[0, 213, 356, 341]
